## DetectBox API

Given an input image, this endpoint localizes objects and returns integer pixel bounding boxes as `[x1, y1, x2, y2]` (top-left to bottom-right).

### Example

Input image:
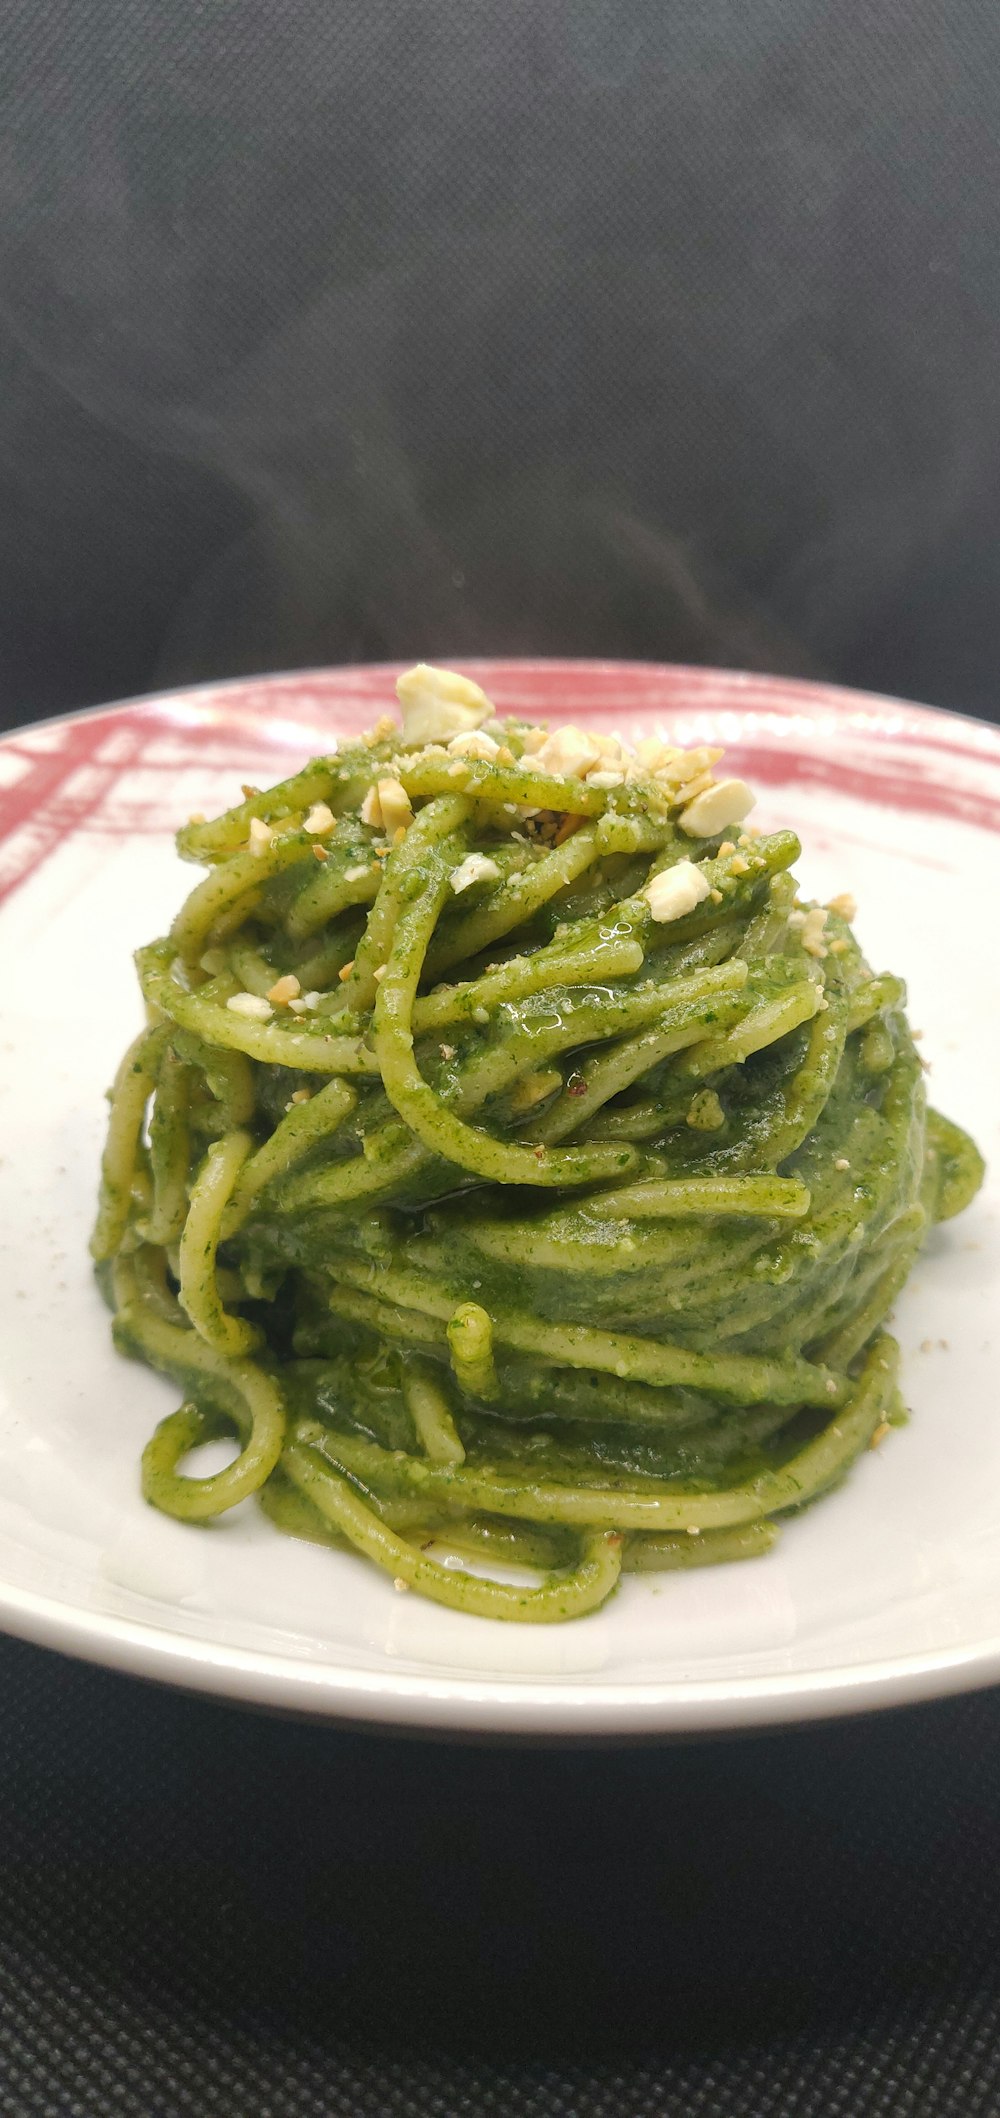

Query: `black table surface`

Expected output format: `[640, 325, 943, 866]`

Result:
[2, 1628, 1000, 2118]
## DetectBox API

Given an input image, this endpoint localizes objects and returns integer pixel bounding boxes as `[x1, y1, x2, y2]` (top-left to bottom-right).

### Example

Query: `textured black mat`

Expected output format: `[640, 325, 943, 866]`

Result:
[2, 1633, 1000, 2116]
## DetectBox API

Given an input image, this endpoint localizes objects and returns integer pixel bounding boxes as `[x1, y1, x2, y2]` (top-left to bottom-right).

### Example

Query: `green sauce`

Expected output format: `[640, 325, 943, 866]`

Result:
[93, 672, 985, 1622]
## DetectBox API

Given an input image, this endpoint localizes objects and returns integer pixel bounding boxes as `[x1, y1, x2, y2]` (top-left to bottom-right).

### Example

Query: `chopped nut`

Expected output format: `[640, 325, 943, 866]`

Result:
[679, 777, 755, 839]
[709, 888, 723, 904]
[304, 802, 334, 834]
[248, 817, 275, 856]
[344, 864, 371, 882]
[718, 841, 736, 857]
[495, 745, 515, 765]
[644, 860, 712, 923]
[587, 768, 625, 790]
[635, 736, 682, 774]
[687, 1089, 725, 1132]
[449, 853, 501, 895]
[267, 973, 302, 1005]
[802, 909, 829, 958]
[729, 853, 750, 875]
[827, 891, 857, 922]
[369, 778, 412, 835]
[290, 1087, 312, 1104]
[532, 725, 604, 780]
[226, 991, 272, 1020]
[439, 1043, 456, 1060]
[669, 768, 715, 805]
[686, 1525, 701, 1537]
[241, 783, 260, 799]
[447, 729, 500, 760]
[338, 960, 355, 982]
[870, 1421, 890, 1449]
[834, 1157, 850, 1171]
[364, 713, 398, 746]
[311, 844, 328, 862]
[396, 663, 493, 745]
[286, 990, 323, 1014]
[373, 964, 387, 982]
[187, 810, 206, 825]
[591, 732, 627, 762]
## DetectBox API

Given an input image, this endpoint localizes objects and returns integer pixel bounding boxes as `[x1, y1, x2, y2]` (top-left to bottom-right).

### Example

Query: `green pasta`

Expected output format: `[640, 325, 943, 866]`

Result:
[94, 665, 985, 1622]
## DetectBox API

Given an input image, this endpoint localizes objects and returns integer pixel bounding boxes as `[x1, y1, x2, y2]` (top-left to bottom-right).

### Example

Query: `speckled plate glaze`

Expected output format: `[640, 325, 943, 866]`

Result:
[0, 662, 997, 1735]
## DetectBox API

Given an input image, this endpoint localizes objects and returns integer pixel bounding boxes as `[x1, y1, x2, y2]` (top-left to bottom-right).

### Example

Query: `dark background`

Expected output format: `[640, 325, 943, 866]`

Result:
[5, 6, 1000, 2115]
[4, 1, 1000, 730]
[5, 1634, 1000, 2118]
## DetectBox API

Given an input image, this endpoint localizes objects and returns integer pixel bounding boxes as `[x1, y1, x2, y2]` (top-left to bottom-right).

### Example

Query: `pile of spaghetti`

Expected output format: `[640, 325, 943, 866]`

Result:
[94, 665, 984, 1621]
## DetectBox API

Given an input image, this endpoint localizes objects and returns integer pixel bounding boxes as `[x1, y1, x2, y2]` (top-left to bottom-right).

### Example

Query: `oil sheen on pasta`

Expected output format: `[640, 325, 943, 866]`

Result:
[93, 665, 985, 1622]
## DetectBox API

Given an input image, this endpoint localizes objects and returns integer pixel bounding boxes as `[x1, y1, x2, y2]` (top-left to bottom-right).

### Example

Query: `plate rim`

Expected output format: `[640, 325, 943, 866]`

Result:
[2, 656, 997, 1736]
[5, 655, 1000, 753]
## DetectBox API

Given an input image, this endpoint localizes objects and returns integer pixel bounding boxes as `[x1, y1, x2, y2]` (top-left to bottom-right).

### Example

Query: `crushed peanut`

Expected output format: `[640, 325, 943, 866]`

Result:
[789, 905, 829, 957]
[396, 663, 493, 745]
[226, 991, 272, 1020]
[587, 769, 626, 790]
[679, 777, 755, 839]
[826, 891, 857, 922]
[531, 725, 604, 780]
[360, 777, 413, 834]
[248, 817, 274, 856]
[447, 730, 500, 760]
[449, 853, 501, 895]
[304, 802, 334, 835]
[364, 713, 398, 747]
[644, 860, 712, 923]
[687, 1089, 726, 1132]
[267, 973, 301, 1006]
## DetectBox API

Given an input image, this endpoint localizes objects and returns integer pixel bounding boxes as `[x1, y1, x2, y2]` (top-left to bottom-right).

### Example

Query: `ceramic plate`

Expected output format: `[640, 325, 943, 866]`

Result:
[1, 661, 997, 1735]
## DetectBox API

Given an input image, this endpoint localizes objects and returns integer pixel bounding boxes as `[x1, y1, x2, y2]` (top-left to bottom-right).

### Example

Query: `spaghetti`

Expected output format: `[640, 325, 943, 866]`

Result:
[94, 665, 985, 1621]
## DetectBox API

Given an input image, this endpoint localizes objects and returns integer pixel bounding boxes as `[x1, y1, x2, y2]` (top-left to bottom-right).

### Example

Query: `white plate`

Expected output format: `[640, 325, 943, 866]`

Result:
[0, 661, 996, 1735]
